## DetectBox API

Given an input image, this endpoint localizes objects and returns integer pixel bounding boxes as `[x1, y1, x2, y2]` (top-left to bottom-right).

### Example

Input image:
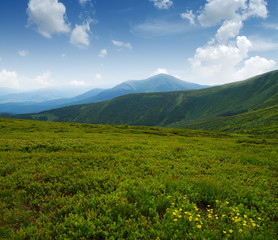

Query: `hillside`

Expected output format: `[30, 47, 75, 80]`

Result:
[17, 70, 278, 134]
[0, 74, 207, 114]
[0, 118, 277, 239]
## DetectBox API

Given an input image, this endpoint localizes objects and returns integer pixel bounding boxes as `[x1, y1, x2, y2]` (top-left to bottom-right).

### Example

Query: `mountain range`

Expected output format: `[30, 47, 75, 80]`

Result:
[14, 70, 278, 135]
[0, 74, 208, 114]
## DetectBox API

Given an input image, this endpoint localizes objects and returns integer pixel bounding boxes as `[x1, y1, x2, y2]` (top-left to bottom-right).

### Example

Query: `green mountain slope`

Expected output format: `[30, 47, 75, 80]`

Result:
[171, 104, 278, 136]
[16, 70, 278, 133]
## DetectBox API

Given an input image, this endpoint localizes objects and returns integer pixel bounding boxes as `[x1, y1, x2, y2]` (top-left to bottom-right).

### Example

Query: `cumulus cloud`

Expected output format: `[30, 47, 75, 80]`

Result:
[187, 0, 275, 84]
[235, 56, 276, 80]
[112, 40, 132, 49]
[0, 69, 20, 89]
[215, 20, 243, 44]
[151, 68, 169, 76]
[27, 0, 70, 38]
[197, 0, 267, 27]
[18, 50, 30, 57]
[189, 36, 252, 83]
[197, 0, 246, 27]
[70, 22, 90, 48]
[150, 0, 173, 10]
[244, 0, 268, 19]
[98, 49, 107, 58]
[181, 10, 196, 25]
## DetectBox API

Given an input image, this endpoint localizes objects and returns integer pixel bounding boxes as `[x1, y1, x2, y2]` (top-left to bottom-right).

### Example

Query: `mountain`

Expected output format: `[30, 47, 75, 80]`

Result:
[15, 70, 278, 135]
[80, 74, 208, 103]
[0, 74, 208, 114]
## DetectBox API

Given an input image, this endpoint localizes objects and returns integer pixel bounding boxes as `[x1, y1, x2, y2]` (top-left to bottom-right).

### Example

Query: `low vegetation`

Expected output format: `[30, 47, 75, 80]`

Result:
[0, 118, 277, 239]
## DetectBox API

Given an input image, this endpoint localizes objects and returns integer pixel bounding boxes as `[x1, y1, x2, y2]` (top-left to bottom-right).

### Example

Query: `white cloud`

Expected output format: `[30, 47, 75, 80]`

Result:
[0, 69, 20, 89]
[112, 40, 132, 49]
[70, 22, 90, 48]
[181, 10, 196, 25]
[197, 0, 246, 27]
[96, 74, 103, 80]
[150, 0, 173, 10]
[187, 0, 274, 84]
[33, 72, 53, 88]
[189, 36, 276, 84]
[215, 20, 243, 43]
[189, 36, 252, 84]
[69, 80, 86, 86]
[0, 57, 2, 61]
[27, 0, 70, 38]
[98, 49, 107, 58]
[151, 68, 169, 76]
[244, 0, 268, 19]
[18, 50, 30, 57]
[197, 0, 268, 27]
[235, 56, 276, 80]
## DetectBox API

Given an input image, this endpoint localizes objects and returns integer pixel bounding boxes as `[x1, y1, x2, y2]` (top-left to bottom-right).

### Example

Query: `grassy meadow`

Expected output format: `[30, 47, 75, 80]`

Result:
[0, 118, 277, 239]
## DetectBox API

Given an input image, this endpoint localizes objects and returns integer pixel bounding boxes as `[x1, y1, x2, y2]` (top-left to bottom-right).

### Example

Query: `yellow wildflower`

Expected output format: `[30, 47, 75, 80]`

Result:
[223, 231, 227, 234]
[226, 201, 229, 204]
[229, 229, 233, 233]
[174, 219, 177, 222]
[239, 229, 243, 233]
[244, 215, 247, 218]
[178, 215, 182, 218]
[195, 218, 199, 221]
[197, 225, 202, 229]
[179, 208, 183, 211]
[173, 212, 176, 215]
[215, 200, 219, 203]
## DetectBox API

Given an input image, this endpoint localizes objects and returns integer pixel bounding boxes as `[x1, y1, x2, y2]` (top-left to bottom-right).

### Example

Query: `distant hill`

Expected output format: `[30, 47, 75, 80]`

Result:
[15, 70, 278, 135]
[80, 74, 208, 103]
[0, 74, 208, 114]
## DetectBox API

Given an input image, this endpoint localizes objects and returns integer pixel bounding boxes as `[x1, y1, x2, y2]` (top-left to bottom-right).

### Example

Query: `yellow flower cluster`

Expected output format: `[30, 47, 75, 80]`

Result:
[171, 197, 263, 236]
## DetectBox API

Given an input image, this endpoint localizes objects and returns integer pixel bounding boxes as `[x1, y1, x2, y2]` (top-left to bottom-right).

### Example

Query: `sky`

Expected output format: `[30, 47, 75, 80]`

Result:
[0, 0, 278, 91]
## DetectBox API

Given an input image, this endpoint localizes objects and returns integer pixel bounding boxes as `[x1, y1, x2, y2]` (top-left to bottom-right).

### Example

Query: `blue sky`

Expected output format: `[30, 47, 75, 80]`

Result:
[0, 0, 278, 91]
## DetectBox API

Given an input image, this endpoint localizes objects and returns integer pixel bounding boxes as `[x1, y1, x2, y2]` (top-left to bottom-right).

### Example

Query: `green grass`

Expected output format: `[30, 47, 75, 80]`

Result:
[0, 118, 277, 239]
